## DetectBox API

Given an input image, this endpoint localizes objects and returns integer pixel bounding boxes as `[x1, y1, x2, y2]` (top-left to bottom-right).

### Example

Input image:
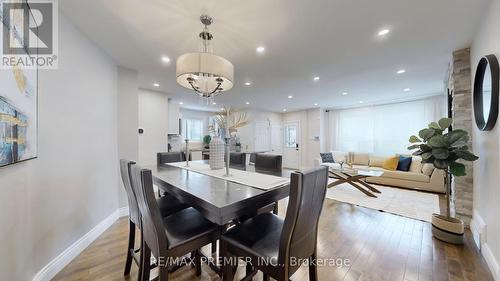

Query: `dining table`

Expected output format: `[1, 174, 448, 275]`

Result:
[145, 160, 291, 275]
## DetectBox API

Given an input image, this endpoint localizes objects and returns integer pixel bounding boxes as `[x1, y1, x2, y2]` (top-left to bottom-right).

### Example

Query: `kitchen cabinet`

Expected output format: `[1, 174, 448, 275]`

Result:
[168, 102, 180, 135]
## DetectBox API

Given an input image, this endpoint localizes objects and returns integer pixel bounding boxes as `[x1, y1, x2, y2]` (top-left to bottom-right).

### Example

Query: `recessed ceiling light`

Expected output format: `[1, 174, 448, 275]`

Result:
[282, 109, 287, 112]
[359, 101, 364, 104]
[179, 102, 184, 105]
[245, 102, 250, 105]
[212, 102, 217, 105]
[153, 83, 160, 87]
[161, 56, 170, 63]
[404, 88, 411, 92]
[244, 82, 252, 86]
[313, 76, 320, 81]
[342, 92, 348, 96]
[256, 46, 265, 53]
[288, 95, 293, 99]
[314, 103, 318, 106]
[397, 69, 406, 74]
[378, 29, 390, 36]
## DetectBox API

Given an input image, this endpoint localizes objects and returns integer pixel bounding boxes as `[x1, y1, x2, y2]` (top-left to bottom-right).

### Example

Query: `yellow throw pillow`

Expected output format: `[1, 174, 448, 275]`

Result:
[382, 156, 399, 170]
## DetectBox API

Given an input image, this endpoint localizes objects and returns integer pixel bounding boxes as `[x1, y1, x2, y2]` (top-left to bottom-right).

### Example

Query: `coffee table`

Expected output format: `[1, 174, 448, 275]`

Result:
[327, 168, 384, 198]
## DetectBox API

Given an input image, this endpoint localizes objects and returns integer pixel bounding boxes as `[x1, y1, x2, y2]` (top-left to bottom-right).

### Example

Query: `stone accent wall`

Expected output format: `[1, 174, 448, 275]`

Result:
[447, 48, 474, 225]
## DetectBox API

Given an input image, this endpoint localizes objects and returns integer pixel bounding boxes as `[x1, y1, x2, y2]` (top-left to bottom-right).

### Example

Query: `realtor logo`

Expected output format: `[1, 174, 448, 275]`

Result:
[1, 0, 58, 69]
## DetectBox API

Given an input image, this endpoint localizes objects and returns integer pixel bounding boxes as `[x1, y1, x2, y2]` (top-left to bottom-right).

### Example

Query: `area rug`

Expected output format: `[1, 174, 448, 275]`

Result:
[325, 182, 440, 222]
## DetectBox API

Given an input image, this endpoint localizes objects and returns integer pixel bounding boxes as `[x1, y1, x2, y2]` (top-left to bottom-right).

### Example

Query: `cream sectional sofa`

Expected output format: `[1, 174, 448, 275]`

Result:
[315, 151, 446, 193]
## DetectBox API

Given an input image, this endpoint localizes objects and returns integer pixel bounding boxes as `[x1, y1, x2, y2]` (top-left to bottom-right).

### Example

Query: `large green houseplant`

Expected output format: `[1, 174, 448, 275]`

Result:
[408, 117, 478, 244]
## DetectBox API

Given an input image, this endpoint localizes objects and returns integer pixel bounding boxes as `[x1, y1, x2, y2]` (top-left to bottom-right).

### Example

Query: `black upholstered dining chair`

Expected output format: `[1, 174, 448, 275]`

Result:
[220, 166, 328, 281]
[254, 154, 283, 214]
[130, 164, 221, 281]
[119, 159, 189, 280]
[229, 152, 247, 169]
[157, 151, 191, 165]
[156, 152, 191, 197]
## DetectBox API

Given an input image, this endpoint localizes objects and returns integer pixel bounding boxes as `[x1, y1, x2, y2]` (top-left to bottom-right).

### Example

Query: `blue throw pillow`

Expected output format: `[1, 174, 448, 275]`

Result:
[320, 153, 335, 163]
[397, 156, 412, 172]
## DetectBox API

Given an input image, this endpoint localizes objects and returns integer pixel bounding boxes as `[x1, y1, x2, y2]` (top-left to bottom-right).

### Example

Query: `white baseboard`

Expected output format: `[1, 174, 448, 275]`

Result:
[32, 207, 129, 281]
[471, 209, 487, 250]
[482, 243, 499, 281]
[471, 210, 499, 281]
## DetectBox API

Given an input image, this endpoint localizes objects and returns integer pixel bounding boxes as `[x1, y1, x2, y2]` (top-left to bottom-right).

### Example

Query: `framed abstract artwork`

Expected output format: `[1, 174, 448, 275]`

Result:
[0, 3, 39, 167]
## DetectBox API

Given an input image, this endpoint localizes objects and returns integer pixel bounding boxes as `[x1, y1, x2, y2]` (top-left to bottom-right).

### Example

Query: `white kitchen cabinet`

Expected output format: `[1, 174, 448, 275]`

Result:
[168, 102, 180, 134]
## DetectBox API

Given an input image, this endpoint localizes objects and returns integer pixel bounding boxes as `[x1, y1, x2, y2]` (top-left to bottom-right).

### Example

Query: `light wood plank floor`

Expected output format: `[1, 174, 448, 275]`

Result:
[54, 199, 494, 281]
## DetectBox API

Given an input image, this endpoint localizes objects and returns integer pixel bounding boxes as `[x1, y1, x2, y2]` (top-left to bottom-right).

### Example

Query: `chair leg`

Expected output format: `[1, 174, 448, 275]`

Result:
[211, 240, 217, 255]
[273, 202, 279, 215]
[141, 242, 151, 281]
[308, 253, 317, 281]
[137, 229, 143, 281]
[246, 262, 254, 278]
[262, 273, 270, 281]
[220, 240, 237, 281]
[158, 258, 169, 281]
[124, 220, 135, 275]
[195, 250, 202, 276]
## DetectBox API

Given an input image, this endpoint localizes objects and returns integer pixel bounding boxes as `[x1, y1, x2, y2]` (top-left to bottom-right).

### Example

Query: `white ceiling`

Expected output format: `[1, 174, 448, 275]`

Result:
[61, 0, 489, 112]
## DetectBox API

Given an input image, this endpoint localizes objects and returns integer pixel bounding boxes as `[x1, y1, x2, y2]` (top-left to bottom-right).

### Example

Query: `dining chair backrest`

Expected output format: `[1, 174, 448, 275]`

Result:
[230, 152, 246, 169]
[130, 164, 169, 257]
[157, 152, 183, 165]
[279, 166, 328, 270]
[254, 154, 282, 174]
[119, 159, 140, 226]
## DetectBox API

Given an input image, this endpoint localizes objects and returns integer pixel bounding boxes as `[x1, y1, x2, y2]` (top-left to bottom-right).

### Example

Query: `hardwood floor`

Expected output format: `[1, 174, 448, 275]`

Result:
[54, 199, 494, 281]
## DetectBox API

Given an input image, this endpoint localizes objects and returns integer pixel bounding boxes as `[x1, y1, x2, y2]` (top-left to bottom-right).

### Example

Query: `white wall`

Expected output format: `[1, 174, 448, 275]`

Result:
[138, 89, 169, 165]
[0, 13, 119, 281]
[471, 0, 500, 279]
[117, 66, 139, 207]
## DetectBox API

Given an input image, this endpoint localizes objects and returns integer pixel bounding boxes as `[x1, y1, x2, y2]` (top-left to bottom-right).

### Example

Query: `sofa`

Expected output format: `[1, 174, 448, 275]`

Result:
[315, 151, 446, 193]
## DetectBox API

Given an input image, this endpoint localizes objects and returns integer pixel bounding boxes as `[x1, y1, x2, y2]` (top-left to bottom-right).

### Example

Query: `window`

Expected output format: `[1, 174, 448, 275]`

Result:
[182, 119, 203, 141]
[329, 96, 445, 155]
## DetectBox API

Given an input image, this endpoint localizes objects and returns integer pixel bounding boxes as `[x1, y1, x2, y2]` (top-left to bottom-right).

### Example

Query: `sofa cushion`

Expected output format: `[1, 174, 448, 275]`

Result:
[320, 152, 335, 163]
[369, 156, 385, 167]
[380, 170, 430, 183]
[397, 156, 412, 172]
[321, 162, 341, 170]
[382, 156, 399, 170]
[352, 153, 370, 165]
[409, 156, 423, 173]
[422, 163, 435, 176]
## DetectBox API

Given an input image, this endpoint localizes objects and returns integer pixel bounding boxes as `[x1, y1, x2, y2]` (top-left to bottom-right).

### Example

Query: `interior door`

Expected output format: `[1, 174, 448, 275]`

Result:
[271, 123, 283, 154]
[283, 121, 300, 169]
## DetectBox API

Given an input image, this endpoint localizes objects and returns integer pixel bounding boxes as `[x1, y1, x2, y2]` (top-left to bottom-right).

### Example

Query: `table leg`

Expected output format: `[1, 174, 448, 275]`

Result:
[354, 178, 381, 193]
[345, 180, 377, 198]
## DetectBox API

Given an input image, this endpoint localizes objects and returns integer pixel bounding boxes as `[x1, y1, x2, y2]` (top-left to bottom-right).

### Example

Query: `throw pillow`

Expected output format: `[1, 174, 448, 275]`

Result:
[382, 156, 399, 170]
[320, 152, 335, 163]
[422, 163, 435, 176]
[397, 156, 412, 172]
[409, 156, 423, 173]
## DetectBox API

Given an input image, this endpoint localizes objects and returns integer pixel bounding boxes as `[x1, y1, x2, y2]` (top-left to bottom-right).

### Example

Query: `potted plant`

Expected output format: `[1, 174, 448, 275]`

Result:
[203, 135, 211, 149]
[408, 117, 478, 244]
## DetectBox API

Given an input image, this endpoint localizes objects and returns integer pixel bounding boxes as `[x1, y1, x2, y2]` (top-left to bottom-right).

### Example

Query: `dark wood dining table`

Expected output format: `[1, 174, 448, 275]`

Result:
[146, 160, 291, 226]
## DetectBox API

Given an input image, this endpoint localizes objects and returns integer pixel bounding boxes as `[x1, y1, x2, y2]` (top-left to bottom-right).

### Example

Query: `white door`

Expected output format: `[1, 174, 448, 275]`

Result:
[283, 121, 300, 169]
[254, 121, 271, 152]
[271, 123, 283, 154]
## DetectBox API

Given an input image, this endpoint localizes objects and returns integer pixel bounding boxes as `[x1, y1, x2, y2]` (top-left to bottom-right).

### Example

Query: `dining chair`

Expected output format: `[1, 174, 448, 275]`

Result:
[156, 152, 191, 197]
[130, 164, 221, 281]
[119, 159, 190, 279]
[220, 166, 328, 281]
[157, 151, 191, 165]
[230, 152, 247, 169]
[254, 154, 283, 214]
